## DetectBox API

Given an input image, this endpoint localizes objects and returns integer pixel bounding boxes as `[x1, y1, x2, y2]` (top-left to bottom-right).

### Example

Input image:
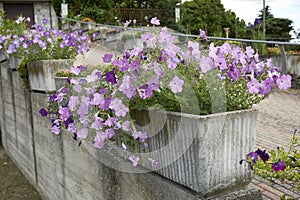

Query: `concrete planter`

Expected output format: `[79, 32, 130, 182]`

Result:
[106, 31, 124, 42]
[124, 38, 144, 50]
[27, 59, 74, 93]
[0, 52, 8, 62]
[132, 108, 257, 197]
[81, 23, 95, 32]
[54, 77, 68, 90]
[9, 56, 22, 70]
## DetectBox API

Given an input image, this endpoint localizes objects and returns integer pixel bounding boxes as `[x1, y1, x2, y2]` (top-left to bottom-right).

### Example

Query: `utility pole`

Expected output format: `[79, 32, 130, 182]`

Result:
[263, 0, 266, 39]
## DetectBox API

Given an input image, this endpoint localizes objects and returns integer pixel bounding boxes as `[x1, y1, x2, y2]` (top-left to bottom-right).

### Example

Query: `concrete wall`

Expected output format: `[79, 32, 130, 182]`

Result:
[0, 2, 58, 29]
[261, 54, 300, 75]
[0, 60, 262, 200]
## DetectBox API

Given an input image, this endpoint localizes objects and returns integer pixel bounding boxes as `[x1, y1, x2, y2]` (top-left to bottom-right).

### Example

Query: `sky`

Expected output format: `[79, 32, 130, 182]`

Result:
[221, 0, 300, 39]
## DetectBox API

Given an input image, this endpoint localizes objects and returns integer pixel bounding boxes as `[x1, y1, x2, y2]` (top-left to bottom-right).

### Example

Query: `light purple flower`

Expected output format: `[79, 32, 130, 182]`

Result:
[77, 128, 88, 139]
[77, 102, 89, 116]
[129, 155, 140, 167]
[59, 106, 72, 121]
[70, 66, 81, 75]
[90, 93, 105, 106]
[51, 125, 60, 135]
[109, 98, 129, 117]
[199, 29, 209, 41]
[122, 121, 131, 131]
[92, 31, 99, 39]
[200, 56, 214, 73]
[260, 77, 274, 95]
[276, 74, 291, 90]
[169, 76, 184, 93]
[132, 131, 147, 143]
[247, 78, 260, 94]
[104, 128, 115, 139]
[42, 18, 48, 24]
[105, 117, 118, 127]
[93, 132, 106, 149]
[91, 117, 104, 130]
[152, 160, 158, 169]
[102, 54, 113, 63]
[133, 19, 137, 25]
[148, 77, 159, 91]
[119, 75, 137, 99]
[188, 41, 200, 59]
[150, 17, 160, 26]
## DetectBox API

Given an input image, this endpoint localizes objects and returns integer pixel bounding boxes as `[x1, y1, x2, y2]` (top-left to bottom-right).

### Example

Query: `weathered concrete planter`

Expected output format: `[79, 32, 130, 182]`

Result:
[106, 31, 125, 42]
[124, 38, 144, 50]
[0, 52, 8, 62]
[132, 108, 258, 197]
[54, 77, 68, 90]
[9, 56, 22, 70]
[27, 59, 74, 93]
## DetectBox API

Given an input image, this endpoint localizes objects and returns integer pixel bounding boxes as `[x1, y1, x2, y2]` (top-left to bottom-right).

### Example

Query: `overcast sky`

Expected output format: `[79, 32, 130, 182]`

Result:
[221, 0, 300, 38]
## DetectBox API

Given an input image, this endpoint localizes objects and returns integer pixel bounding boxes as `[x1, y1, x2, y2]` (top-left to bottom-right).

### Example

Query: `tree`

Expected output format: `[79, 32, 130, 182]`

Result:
[179, 0, 247, 37]
[257, 6, 293, 41]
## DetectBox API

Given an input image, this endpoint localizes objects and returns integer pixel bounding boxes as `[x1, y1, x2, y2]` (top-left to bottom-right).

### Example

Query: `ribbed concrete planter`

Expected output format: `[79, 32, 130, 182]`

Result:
[54, 77, 68, 90]
[9, 56, 22, 70]
[0, 52, 8, 62]
[124, 38, 144, 50]
[132, 108, 257, 197]
[106, 31, 124, 42]
[27, 59, 74, 93]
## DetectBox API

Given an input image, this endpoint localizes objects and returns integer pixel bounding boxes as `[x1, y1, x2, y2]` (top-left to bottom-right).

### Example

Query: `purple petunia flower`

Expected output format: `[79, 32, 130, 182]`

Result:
[247, 78, 260, 94]
[42, 18, 48, 24]
[105, 71, 117, 84]
[129, 155, 140, 167]
[255, 149, 269, 163]
[49, 94, 57, 102]
[246, 151, 258, 164]
[150, 17, 160, 26]
[109, 98, 129, 117]
[148, 77, 159, 91]
[132, 131, 148, 143]
[51, 125, 60, 135]
[92, 31, 99, 39]
[77, 128, 88, 139]
[152, 159, 158, 169]
[169, 75, 184, 93]
[272, 160, 286, 172]
[276, 74, 291, 90]
[39, 108, 48, 117]
[254, 18, 260, 26]
[122, 121, 131, 131]
[102, 54, 113, 63]
[93, 132, 106, 149]
[199, 29, 209, 41]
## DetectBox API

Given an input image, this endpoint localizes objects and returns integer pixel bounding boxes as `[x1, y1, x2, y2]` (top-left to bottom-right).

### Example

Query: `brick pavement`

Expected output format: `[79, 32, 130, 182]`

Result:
[248, 89, 300, 200]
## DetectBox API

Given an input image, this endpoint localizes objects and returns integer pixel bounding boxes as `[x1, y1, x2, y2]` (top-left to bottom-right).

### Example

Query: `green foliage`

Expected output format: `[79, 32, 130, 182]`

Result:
[178, 0, 247, 38]
[248, 130, 300, 192]
[257, 6, 294, 41]
[67, 0, 114, 23]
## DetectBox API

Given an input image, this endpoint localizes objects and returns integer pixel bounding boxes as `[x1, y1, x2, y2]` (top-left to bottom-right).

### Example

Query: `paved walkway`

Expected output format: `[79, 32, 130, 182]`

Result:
[248, 89, 300, 199]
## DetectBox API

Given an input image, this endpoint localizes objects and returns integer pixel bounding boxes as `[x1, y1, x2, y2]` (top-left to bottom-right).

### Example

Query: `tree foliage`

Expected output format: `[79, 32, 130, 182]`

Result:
[178, 0, 247, 38]
[257, 6, 293, 41]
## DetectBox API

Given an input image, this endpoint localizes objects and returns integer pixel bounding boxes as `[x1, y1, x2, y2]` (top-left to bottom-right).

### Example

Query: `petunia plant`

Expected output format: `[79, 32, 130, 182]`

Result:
[242, 130, 300, 192]
[40, 17, 292, 167]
